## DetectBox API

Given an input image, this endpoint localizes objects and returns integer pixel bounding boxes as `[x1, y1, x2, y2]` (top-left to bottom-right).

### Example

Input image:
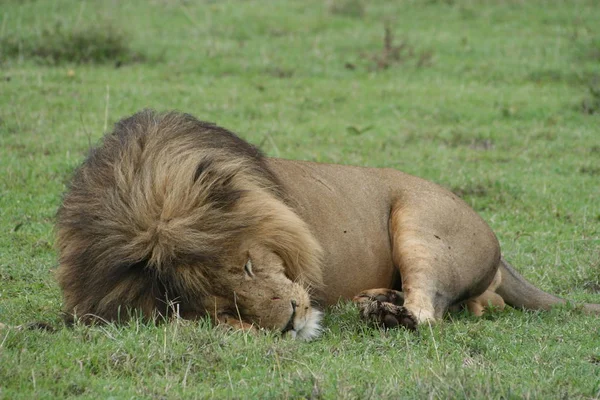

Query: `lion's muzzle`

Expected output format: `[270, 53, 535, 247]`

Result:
[281, 300, 297, 335]
[283, 304, 323, 341]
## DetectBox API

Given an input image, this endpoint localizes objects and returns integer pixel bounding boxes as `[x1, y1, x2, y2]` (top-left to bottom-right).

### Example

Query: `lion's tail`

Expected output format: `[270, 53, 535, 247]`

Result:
[496, 259, 600, 314]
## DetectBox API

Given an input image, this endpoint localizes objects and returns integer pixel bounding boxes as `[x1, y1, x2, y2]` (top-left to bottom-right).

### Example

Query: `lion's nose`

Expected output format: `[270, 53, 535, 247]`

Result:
[291, 300, 297, 311]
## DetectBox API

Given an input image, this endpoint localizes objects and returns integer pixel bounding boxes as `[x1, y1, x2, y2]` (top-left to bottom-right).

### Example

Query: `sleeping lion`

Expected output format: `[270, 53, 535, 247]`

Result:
[56, 110, 600, 339]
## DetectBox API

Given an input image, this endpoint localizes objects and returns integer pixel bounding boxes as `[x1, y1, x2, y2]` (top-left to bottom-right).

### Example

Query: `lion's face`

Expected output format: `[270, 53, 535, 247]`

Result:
[210, 243, 322, 340]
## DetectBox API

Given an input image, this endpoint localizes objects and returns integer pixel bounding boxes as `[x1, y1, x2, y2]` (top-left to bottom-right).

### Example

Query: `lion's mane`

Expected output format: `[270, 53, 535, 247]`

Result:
[56, 110, 323, 322]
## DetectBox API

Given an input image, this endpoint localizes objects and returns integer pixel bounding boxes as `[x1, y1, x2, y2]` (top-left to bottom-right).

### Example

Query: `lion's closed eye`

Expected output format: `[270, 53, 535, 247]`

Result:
[244, 259, 254, 278]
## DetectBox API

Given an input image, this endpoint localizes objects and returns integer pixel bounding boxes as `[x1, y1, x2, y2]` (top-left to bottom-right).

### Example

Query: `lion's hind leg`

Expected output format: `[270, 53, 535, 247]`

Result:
[353, 289, 417, 330]
[465, 290, 505, 317]
[464, 269, 505, 316]
[386, 197, 502, 327]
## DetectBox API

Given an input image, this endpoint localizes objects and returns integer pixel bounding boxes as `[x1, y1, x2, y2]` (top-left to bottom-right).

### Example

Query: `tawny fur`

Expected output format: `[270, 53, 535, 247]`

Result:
[56, 110, 599, 334]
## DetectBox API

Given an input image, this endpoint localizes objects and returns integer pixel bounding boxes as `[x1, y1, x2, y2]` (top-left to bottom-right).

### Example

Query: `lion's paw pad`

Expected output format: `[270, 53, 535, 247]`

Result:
[358, 300, 417, 331]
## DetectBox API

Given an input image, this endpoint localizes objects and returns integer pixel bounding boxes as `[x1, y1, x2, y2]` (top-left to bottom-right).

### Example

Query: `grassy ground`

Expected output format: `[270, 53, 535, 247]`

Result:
[1, 0, 599, 398]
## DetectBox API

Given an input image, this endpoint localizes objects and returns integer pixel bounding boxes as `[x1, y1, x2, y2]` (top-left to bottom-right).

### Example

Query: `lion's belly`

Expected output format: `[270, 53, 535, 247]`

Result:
[318, 226, 396, 305]
[267, 159, 396, 305]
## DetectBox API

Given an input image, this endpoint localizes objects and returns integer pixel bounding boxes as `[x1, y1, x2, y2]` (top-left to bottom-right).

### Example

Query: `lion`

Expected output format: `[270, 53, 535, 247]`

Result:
[56, 110, 600, 339]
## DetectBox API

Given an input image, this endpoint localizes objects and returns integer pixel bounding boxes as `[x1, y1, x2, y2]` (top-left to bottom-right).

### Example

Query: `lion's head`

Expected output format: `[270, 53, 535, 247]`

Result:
[205, 242, 322, 339]
[56, 110, 324, 339]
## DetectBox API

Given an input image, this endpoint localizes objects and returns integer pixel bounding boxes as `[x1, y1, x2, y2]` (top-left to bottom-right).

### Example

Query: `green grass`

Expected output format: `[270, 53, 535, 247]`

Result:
[1, 0, 599, 398]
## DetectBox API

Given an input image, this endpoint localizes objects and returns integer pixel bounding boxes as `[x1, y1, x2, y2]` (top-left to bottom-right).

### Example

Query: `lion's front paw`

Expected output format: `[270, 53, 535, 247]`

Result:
[357, 299, 417, 331]
[353, 289, 404, 306]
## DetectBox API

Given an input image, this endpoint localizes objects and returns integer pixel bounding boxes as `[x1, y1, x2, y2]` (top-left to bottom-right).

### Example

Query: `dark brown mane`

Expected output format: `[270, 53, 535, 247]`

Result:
[56, 110, 322, 323]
